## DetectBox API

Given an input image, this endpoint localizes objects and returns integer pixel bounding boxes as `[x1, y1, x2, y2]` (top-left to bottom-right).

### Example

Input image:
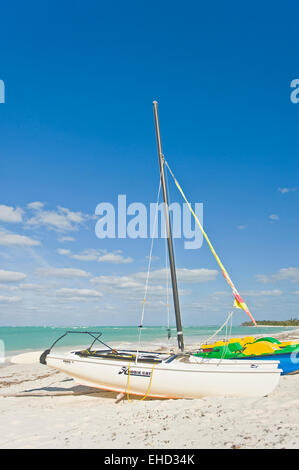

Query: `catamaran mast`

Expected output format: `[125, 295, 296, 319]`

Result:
[153, 101, 184, 352]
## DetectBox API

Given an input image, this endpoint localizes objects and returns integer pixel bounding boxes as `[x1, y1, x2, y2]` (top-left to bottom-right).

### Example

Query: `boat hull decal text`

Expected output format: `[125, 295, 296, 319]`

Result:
[118, 366, 151, 377]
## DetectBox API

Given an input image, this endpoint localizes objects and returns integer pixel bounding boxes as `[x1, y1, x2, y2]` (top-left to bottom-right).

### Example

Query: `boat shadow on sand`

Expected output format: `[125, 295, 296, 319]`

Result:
[1, 378, 165, 401]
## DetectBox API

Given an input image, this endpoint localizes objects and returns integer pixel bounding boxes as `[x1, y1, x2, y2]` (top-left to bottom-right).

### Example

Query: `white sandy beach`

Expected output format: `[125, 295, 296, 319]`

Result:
[0, 329, 299, 449]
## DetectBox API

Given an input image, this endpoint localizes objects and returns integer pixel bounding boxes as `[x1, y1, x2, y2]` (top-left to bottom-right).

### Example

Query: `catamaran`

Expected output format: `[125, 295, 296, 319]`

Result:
[39, 101, 282, 399]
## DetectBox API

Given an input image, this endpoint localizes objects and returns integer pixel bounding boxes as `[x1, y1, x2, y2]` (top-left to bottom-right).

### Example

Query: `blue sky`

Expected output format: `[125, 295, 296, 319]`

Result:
[0, 1, 298, 326]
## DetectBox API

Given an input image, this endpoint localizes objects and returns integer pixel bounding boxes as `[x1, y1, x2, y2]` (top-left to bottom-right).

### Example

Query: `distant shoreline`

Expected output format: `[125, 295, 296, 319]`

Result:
[242, 320, 299, 327]
[242, 325, 299, 328]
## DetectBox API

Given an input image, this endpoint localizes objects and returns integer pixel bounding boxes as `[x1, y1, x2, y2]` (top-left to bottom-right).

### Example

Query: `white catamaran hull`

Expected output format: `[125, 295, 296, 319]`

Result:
[45, 351, 281, 399]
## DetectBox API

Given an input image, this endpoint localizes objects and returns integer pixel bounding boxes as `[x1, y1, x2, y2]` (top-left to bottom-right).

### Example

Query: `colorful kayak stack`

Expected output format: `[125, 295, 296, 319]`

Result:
[194, 336, 299, 375]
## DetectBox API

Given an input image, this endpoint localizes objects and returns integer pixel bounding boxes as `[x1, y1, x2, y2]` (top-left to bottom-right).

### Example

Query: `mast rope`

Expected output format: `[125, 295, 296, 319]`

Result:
[164, 159, 257, 326]
[218, 308, 234, 364]
[136, 179, 161, 361]
[190, 308, 235, 364]
[126, 361, 157, 401]
[199, 308, 235, 348]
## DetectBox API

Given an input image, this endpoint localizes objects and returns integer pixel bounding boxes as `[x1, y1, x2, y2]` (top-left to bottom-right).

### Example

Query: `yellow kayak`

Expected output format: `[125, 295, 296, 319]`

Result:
[200, 336, 298, 355]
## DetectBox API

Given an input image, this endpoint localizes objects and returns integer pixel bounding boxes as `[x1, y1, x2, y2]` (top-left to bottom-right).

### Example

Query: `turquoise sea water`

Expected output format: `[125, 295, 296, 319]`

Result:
[0, 325, 296, 354]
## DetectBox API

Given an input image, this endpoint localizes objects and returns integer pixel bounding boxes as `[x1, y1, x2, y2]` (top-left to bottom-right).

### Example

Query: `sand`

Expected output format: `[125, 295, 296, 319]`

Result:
[0, 330, 299, 449]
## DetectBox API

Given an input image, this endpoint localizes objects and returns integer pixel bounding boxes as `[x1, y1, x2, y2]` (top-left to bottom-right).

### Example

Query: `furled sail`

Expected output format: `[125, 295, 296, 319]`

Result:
[164, 159, 257, 326]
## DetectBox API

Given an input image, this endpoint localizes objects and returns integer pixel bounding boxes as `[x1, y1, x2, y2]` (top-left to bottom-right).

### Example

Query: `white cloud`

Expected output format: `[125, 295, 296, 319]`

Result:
[255, 274, 271, 283]
[244, 289, 282, 297]
[0, 229, 41, 246]
[0, 284, 18, 291]
[0, 269, 26, 283]
[36, 267, 91, 279]
[0, 295, 20, 303]
[269, 214, 279, 220]
[237, 225, 247, 230]
[278, 187, 297, 194]
[19, 283, 47, 292]
[90, 267, 217, 303]
[135, 268, 218, 283]
[91, 275, 143, 290]
[210, 291, 231, 297]
[273, 268, 299, 283]
[57, 247, 133, 264]
[57, 248, 97, 261]
[98, 252, 133, 264]
[58, 236, 75, 242]
[57, 248, 72, 256]
[56, 288, 103, 299]
[208, 289, 282, 301]
[93, 276, 189, 301]
[26, 205, 89, 232]
[27, 201, 45, 210]
[256, 267, 299, 284]
[71, 249, 100, 261]
[0, 205, 23, 223]
[91, 268, 218, 289]
[57, 206, 85, 224]
[179, 268, 218, 282]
